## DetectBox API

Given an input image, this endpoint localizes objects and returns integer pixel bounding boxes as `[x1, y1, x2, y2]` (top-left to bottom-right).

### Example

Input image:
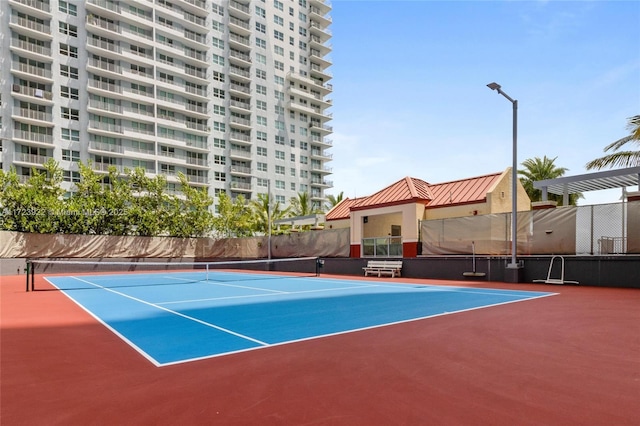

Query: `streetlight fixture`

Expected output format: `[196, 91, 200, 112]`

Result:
[487, 82, 520, 273]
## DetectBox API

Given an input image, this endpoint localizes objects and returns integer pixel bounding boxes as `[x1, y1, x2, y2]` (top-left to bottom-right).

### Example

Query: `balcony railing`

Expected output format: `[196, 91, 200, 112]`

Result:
[11, 85, 53, 100]
[10, 15, 50, 34]
[13, 0, 50, 12]
[13, 130, 53, 144]
[13, 62, 52, 79]
[14, 107, 52, 122]
[14, 152, 52, 164]
[11, 38, 52, 56]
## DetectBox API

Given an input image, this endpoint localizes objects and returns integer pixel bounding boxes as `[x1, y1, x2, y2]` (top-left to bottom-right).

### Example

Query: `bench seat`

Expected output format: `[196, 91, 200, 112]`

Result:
[363, 260, 403, 278]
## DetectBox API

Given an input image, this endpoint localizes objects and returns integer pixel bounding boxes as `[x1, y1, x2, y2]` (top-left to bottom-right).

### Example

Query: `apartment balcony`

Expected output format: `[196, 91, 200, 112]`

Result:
[310, 178, 333, 188]
[229, 148, 251, 160]
[229, 116, 251, 131]
[310, 37, 332, 59]
[309, 121, 333, 135]
[88, 120, 124, 135]
[121, 67, 155, 85]
[157, 96, 208, 119]
[229, 165, 252, 176]
[311, 164, 332, 175]
[310, 149, 332, 161]
[87, 99, 124, 118]
[11, 62, 53, 84]
[287, 72, 332, 95]
[310, 192, 325, 201]
[157, 133, 208, 153]
[229, 99, 251, 114]
[230, 132, 252, 146]
[87, 80, 123, 99]
[159, 150, 189, 167]
[120, 25, 153, 48]
[86, 0, 122, 20]
[183, 11, 207, 30]
[12, 130, 53, 148]
[92, 161, 124, 174]
[8, 0, 51, 19]
[86, 15, 122, 39]
[183, 66, 208, 84]
[9, 15, 51, 40]
[309, 0, 331, 13]
[310, 136, 333, 148]
[310, 48, 332, 68]
[229, 83, 251, 99]
[287, 86, 330, 107]
[229, 33, 251, 50]
[86, 38, 122, 60]
[183, 47, 208, 66]
[229, 65, 251, 82]
[119, 2, 153, 23]
[185, 174, 208, 185]
[310, 63, 332, 82]
[287, 100, 316, 116]
[228, 0, 250, 19]
[229, 49, 252, 67]
[183, 85, 209, 101]
[182, 29, 207, 48]
[11, 84, 53, 104]
[230, 181, 252, 192]
[310, 6, 332, 27]
[13, 152, 54, 168]
[88, 141, 125, 156]
[122, 126, 156, 143]
[309, 20, 332, 40]
[87, 58, 123, 79]
[228, 16, 251, 36]
[10, 38, 52, 62]
[176, 0, 207, 13]
[186, 156, 208, 168]
[12, 107, 53, 127]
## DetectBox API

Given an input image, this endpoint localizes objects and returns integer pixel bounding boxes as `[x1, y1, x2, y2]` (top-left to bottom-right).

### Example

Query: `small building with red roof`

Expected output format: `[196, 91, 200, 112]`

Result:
[325, 167, 530, 257]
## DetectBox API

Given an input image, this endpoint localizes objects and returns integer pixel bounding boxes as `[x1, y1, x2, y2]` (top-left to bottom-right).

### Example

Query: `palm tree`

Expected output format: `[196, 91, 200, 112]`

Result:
[250, 193, 289, 235]
[325, 191, 344, 211]
[289, 191, 318, 217]
[586, 115, 640, 170]
[519, 156, 581, 206]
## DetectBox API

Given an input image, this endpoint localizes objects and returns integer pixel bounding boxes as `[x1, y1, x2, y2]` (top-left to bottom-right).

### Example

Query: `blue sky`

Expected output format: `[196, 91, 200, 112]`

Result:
[326, 0, 640, 205]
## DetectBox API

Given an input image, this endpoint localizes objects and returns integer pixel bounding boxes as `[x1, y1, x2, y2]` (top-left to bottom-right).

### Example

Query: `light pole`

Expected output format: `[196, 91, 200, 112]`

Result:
[487, 82, 519, 271]
[267, 178, 272, 260]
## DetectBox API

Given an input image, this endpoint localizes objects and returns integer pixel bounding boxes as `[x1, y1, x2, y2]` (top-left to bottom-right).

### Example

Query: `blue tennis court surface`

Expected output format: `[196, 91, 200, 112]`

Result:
[45, 272, 556, 367]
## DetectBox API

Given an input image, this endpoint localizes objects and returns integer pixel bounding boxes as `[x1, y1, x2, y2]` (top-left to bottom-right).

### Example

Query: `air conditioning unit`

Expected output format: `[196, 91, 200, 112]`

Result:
[12, 84, 20, 92]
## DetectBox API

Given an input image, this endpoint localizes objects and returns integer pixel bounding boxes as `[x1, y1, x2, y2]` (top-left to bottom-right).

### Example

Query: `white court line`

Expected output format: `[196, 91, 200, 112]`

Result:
[163, 275, 289, 294]
[160, 292, 559, 367]
[66, 276, 269, 346]
[158, 284, 381, 305]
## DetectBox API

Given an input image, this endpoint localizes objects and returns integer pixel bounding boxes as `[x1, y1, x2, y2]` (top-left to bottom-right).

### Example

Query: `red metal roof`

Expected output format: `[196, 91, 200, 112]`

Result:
[426, 172, 502, 208]
[329, 172, 504, 218]
[325, 197, 366, 221]
[351, 177, 432, 210]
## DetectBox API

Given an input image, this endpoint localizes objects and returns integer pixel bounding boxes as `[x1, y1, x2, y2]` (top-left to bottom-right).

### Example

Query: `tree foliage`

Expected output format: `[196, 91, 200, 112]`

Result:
[211, 192, 253, 237]
[325, 191, 344, 210]
[0, 161, 215, 237]
[518, 156, 581, 206]
[250, 193, 290, 235]
[0, 160, 345, 237]
[586, 115, 640, 170]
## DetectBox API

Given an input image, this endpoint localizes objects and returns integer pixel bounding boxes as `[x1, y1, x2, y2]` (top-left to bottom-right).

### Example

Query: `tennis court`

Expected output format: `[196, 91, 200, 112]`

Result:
[43, 267, 554, 366]
[2, 263, 639, 425]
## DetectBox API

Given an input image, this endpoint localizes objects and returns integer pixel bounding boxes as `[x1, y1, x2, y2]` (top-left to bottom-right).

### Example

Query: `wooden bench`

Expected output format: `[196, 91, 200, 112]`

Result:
[363, 260, 403, 278]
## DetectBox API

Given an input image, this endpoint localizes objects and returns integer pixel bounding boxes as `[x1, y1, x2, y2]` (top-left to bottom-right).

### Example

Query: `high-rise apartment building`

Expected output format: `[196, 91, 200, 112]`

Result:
[0, 0, 333, 211]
